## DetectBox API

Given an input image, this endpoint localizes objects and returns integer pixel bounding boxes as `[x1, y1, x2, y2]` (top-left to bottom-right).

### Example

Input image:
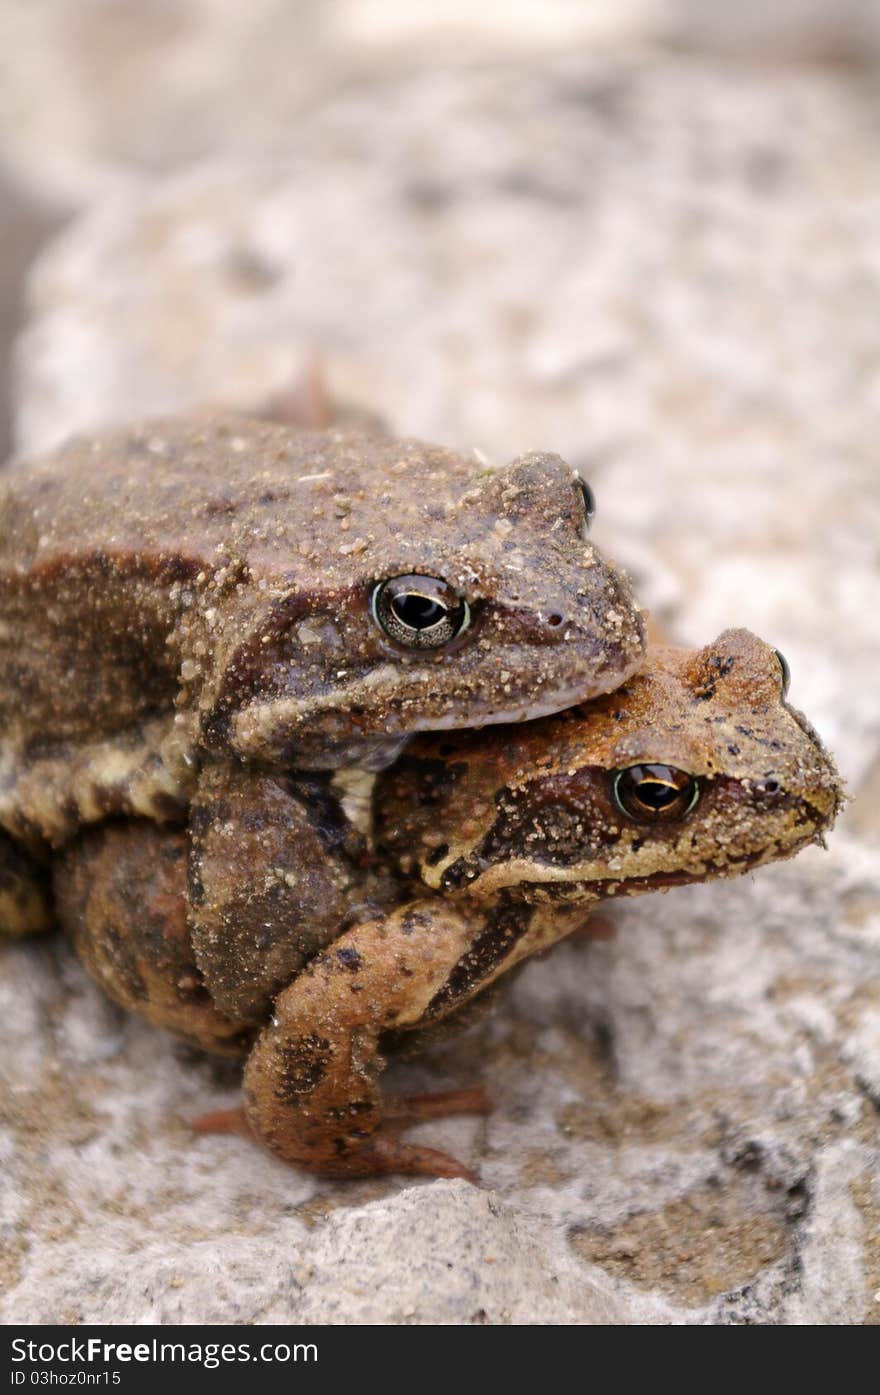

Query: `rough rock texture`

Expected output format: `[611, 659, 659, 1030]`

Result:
[0, 174, 60, 462]
[0, 0, 659, 207]
[4, 2, 880, 212]
[2, 50, 879, 1324]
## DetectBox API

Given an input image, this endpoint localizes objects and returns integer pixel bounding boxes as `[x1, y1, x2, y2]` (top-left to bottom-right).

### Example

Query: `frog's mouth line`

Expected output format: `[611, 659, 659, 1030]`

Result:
[428, 778, 838, 900]
[512, 839, 818, 902]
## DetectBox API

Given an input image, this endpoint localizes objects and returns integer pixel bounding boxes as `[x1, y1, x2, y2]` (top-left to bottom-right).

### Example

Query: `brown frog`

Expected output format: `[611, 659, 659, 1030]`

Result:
[49, 631, 841, 1181]
[0, 413, 645, 936]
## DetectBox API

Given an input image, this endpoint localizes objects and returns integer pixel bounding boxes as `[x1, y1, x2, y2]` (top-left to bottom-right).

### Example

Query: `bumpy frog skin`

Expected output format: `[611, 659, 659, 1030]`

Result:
[44, 631, 840, 1181]
[0, 414, 644, 859]
[377, 629, 842, 903]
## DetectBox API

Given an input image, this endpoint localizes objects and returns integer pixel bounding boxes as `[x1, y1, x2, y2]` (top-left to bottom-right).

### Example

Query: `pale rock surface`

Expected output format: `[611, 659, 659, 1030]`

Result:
[3, 52, 879, 1324]
[4, 2, 879, 213]
[0, 0, 660, 207]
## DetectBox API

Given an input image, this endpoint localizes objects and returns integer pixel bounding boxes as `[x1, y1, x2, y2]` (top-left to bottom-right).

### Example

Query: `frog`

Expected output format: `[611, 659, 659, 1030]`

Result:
[49, 629, 842, 1181]
[0, 412, 646, 937]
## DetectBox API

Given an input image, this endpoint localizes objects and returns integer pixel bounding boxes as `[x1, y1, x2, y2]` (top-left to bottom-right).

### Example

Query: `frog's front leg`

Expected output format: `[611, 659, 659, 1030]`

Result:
[188, 760, 378, 1025]
[241, 896, 586, 1179]
[0, 832, 52, 939]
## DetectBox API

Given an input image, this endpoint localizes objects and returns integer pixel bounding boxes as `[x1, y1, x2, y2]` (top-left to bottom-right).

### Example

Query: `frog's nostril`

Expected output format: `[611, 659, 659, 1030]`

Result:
[755, 778, 782, 799]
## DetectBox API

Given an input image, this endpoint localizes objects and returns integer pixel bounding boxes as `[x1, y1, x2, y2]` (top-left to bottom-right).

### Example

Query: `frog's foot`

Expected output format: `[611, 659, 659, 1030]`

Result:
[194, 1091, 485, 1180]
[365, 1088, 491, 1180]
[258, 353, 386, 435]
[241, 899, 505, 1180]
[323, 1133, 477, 1182]
[192, 1106, 254, 1140]
[384, 1086, 491, 1123]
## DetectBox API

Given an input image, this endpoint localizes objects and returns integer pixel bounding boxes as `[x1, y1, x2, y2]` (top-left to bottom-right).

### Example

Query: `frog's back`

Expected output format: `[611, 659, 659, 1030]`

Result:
[1, 414, 472, 713]
[0, 416, 478, 840]
[0, 414, 482, 582]
[0, 413, 647, 845]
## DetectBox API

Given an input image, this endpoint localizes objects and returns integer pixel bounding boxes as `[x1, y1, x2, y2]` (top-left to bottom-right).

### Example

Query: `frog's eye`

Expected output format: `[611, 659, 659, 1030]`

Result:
[575, 475, 596, 534]
[371, 574, 471, 650]
[612, 764, 700, 822]
[773, 648, 791, 698]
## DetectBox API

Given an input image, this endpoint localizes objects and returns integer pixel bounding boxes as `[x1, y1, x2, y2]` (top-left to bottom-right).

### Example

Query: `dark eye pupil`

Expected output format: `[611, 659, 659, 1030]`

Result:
[636, 780, 679, 810]
[391, 594, 447, 630]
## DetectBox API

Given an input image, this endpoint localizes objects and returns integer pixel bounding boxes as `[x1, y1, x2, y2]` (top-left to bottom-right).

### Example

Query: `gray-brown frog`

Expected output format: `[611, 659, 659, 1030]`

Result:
[0, 413, 645, 937]
[50, 631, 841, 1180]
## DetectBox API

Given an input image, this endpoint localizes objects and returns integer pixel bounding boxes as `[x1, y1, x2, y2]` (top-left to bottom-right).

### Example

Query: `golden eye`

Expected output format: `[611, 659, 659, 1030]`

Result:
[575, 475, 596, 535]
[773, 648, 791, 697]
[612, 764, 700, 822]
[371, 574, 470, 650]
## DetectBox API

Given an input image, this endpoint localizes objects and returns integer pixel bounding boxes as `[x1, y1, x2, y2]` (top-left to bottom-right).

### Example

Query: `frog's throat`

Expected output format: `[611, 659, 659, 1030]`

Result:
[223, 671, 636, 754]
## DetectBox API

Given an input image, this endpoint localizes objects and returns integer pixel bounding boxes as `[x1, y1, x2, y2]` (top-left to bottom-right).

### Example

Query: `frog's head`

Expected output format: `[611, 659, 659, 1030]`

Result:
[196, 439, 646, 766]
[376, 630, 843, 901]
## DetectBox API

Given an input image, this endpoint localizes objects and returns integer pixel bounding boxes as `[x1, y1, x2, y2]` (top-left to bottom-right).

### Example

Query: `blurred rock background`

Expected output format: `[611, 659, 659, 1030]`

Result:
[1, 0, 878, 1325]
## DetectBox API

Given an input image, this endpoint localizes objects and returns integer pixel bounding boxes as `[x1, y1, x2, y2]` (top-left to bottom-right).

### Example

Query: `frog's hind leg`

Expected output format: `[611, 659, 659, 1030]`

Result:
[262, 354, 332, 429]
[53, 821, 247, 1054]
[241, 898, 564, 1180]
[0, 832, 52, 939]
[259, 353, 386, 435]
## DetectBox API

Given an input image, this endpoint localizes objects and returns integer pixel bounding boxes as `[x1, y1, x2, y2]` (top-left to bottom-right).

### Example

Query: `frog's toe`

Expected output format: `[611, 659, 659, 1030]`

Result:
[192, 1105, 254, 1140]
[366, 1088, 489, 1180]
[384, 1086, 491, 1123]
[195, 1099, 481, 1180]
[359, 1134, 478, 1182]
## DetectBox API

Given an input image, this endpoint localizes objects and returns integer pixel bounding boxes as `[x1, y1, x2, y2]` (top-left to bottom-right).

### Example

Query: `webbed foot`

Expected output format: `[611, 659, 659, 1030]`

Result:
[329, 1133, 477, 1182]
[193, 1088, 488, 1181]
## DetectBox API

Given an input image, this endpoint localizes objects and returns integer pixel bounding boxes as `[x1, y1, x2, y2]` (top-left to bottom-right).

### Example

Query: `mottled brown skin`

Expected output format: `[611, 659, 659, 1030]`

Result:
[0, 414, 645, 870]
[186, 762, 384, 1024]
[377, 629, 842, 903]
[50, 632, 842, 1180]
[0, 833, 51, 939]
[57, 824, 246, 1054]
